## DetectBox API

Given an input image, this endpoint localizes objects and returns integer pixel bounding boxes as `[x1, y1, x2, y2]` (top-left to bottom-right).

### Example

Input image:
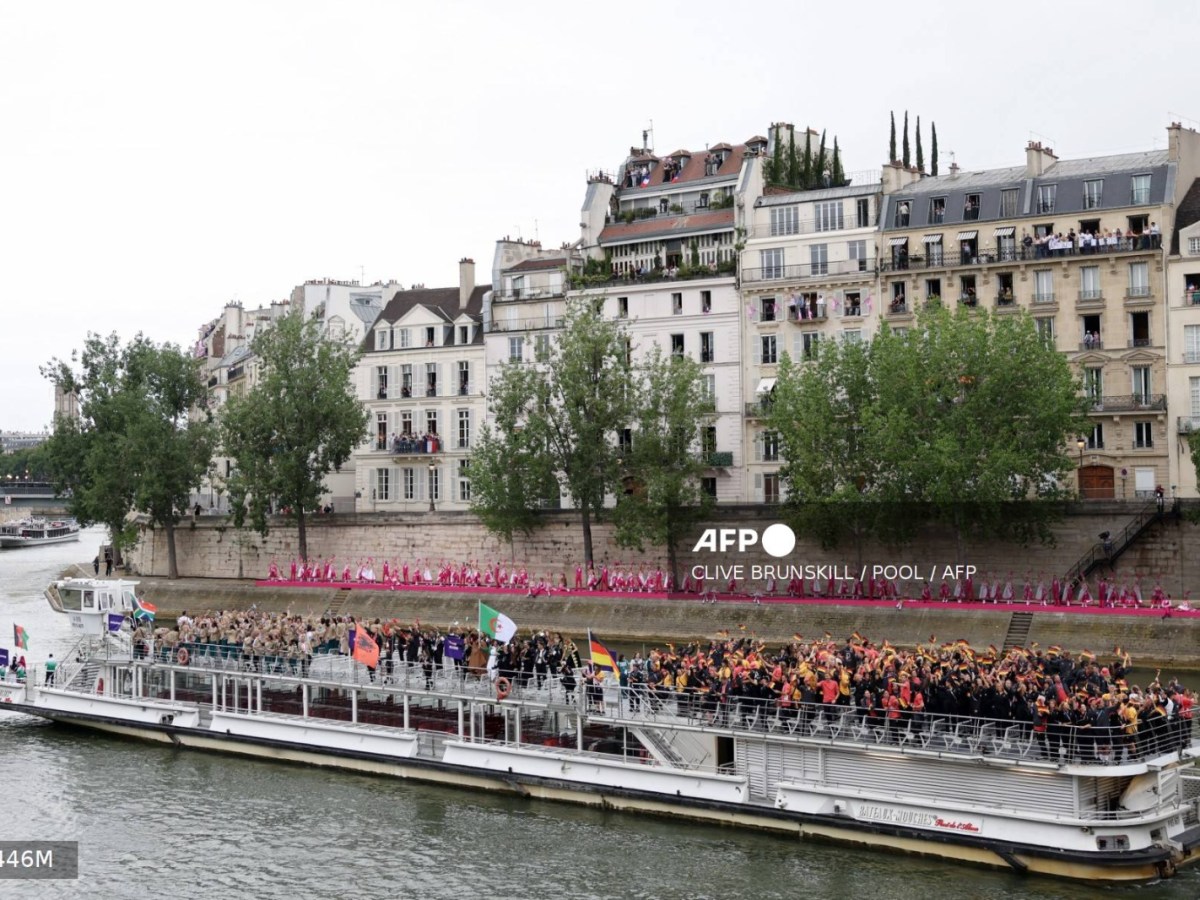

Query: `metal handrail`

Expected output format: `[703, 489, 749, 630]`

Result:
[1063, 501, 1161, 583]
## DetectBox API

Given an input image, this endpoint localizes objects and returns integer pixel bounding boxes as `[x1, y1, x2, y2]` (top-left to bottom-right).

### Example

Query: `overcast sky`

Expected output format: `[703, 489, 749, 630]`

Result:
[2, 1, 1198, 432]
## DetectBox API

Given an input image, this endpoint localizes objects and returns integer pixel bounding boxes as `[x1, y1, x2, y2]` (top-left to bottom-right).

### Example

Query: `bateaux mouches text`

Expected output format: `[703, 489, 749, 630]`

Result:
[690, 564, 977, 582]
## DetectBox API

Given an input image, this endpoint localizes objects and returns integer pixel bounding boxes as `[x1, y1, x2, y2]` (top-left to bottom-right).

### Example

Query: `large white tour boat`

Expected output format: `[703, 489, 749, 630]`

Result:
[1, 577, 1197, 884]
[0, 517, 80, 549]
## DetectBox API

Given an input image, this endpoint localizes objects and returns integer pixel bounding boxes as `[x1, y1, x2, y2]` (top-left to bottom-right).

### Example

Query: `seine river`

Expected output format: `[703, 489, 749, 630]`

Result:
[1, 531, 1197, 899]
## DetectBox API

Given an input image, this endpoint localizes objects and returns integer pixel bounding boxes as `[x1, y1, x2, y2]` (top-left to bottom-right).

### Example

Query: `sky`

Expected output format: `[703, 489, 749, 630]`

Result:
[2, 0, 1199, 431]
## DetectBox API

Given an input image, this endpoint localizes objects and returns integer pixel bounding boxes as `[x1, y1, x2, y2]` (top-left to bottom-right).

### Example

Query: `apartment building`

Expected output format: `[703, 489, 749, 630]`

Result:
[1167, 176, 1200, 497]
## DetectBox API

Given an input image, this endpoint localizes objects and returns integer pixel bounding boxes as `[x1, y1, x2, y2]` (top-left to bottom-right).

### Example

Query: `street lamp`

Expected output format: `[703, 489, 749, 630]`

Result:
[428, 462, 436, 512]
[1076, 437, 1086, 497]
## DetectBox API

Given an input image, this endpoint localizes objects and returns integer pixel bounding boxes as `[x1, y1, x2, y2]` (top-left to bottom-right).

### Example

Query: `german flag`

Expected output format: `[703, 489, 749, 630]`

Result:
[851, 631, 864, 644]
[792, 633, 804, 642]
[587, 631, 618, 674]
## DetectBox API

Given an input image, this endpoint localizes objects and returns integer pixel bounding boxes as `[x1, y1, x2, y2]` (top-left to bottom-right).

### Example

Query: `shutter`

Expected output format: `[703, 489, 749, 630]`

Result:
[793, 334, 802, 360]
[390, 365, 399, 397]
[754, 473, 764, 503]
[753, 433, 762, 462]
[437, 363, 443, 397]
[752, 337, 760, 364]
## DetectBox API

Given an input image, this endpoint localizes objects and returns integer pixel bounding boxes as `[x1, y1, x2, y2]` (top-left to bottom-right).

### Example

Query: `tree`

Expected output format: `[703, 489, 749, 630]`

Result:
[831, 136, 845, 187]
[768, 306, 1086, 559]
[42, 334, 216, 576]
[613, 345, 714, 588]
[479, 299, 634, 565]
[902, 111, 911, 168]
[801, 129, 813, 189]
[220, 307, 368, 561]
[889, 111, 897, 163]
[915, 115, 924, 173]
[814, 130, 827, 188]
[786, 129, 799, 188]
[769, 125, 785, 184]
[931, 122, 939, 176]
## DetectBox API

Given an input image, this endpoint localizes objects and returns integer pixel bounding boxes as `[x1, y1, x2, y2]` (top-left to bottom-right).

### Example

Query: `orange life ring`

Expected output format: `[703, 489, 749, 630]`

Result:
[495, 676, 511, 700]
[177, 647, 190, 666]
[96, 678, 104, 694]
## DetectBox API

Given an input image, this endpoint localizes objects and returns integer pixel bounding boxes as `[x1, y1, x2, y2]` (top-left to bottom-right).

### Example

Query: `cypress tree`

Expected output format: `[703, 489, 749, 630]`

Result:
[832, 137, 844, 186]
[889, 111, 897, 163]
[931, 122, 939, 176]
[902, 111, 910, 168]
[802, 129, 813, 189]
[771, 125, 785, 184]
[814, 130, 827, 188]
[787, 129, 799, 188]
[916, 115, 924, 173]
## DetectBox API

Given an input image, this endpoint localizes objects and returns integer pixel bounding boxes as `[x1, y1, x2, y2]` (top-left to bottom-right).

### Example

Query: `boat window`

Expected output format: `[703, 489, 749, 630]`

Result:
[122, 590, 137, 611]
[59, 590, 83, 612]
[83, 590, 95, 610]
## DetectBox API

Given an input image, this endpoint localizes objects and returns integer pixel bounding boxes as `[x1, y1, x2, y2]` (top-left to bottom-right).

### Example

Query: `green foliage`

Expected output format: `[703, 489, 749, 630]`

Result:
[814, 130, 827, 188]
[613, 345, 715, 586]
[466, 423, 557, 547]
[889, 111, 897, 163]
[768, 305, 1086, 557]
[915, 115, 924, 172]
[902, 111, 911, 167]
[801, 130, 812, 189]
[475, 299, 635, 563]
[0, 446, 49, 480]
[41, 334, 216, 575]
[931, 122, 939, 176]
[832, 137, 845, 187]
[220, 307, 368, 559]
[786, 130, 798, 187]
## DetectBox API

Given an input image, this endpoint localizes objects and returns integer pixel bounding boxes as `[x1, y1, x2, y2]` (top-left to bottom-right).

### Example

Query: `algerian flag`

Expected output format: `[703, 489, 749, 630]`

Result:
[479, 602, 517, 644]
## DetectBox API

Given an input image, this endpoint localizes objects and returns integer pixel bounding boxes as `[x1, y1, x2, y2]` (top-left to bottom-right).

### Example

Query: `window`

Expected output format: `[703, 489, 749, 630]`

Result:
[763, 473, 781, 504]
[398, 328, 411, 349]
[815, 201, 844, 232]
[623, 337, 632, 367]
[1081, 313, 1101, 348]
[770, 206, 799, 236]
[1189, 237, 1200, 256]
[401, 364, 413, 397]
[1192, 376, 1200, 420]
[702, 373, 715, 400]
[508, 337, 522, 361]
[1132, 366, 1151, 403]
[424, 326, 436, 347]
[1034, 270, 1054, 303]
[761, 297, 776, 322]
[458, 459, 471, 502]
[929, 197, 945, 224]
[856, 198, 871, 228]
[1083, 180, 1103, 209]
[429, 466, 440, 503]
[1128, 214, 1148, 236]
[701, 426, 717, 456]
[1130, 311, 1150, 346]
[457, 409, 471, 449]
[1134, 421, 1153, 449]
[400, 410, 413, 433]
[894, 199, 911, 227]
[848, 240, 868, 272]
[619, 427, 633, 455]
[375, 328, 391, 351]
[999, 189, 1019, 218]
[1080, 266, 1101, 301]
[801, 332, 821, 360]
[1128, 262, 1150, 298]
[842, 329, 863, 344]
[925, 278, 942, 301]
[1083, 368, 1103, 401]
[1185, 325, 1200, 363]
[376, 467, 391, 501]
[700, 332, 714, 363]
[926, 235, 944, 266]
[963, 194, 981, 220]
[672, 292, 683, 315]
[376, 365, 389, 399]
[701, 477, 718, 499]
[375, 412, 388, 450]
[1037, 184, 1056, 214]
[618, 296, 628, 318]
[760, 248, 784, 280]
[671, 334, 685, 356]
[1035, 317, 1056, 345]
[422, 363, 437, 397]
[535, 334, 550, 356]
[890, 238, 909, 269]
[457, 361, 471, 395]
[760, 335, 777, 364]
[1131, 174, 1151, 205]
[1087, 423, 1104, 450]
[459, 325, 470, 345]
[762, 431, 780, 462]
[844, 291, 862, 316]
[701, 290, 712, 313]
[810, 243, 828, 276]
[426, 410, 439, 435]
[403, 468, 417, 500]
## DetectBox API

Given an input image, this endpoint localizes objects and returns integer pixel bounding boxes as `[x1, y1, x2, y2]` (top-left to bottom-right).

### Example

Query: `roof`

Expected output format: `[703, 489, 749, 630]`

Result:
[598, 209, 735, 244]
[347, 296, 383, 324]
[618, 142, 747, 191]
[1172, 178, 1200, 255]
[365, 284, 491, 351]
[503, 256, 568, 274]
[757, 182, 882, 207]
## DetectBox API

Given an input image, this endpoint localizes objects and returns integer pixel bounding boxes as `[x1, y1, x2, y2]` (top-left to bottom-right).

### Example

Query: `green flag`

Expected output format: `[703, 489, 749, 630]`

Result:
[478, 602, 517, 644]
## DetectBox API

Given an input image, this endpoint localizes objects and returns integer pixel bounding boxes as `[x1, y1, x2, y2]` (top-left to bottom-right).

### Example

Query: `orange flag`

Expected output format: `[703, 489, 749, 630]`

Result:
[352, 627, 380, 668]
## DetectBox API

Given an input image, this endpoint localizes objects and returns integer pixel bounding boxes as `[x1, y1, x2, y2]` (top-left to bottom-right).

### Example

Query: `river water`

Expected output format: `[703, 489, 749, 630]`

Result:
[1, 530, 1196, 899]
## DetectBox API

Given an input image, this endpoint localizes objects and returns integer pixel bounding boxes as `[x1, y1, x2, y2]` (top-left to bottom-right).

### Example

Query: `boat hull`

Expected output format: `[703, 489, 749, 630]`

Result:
[3, 697, 1194, 884]
[0, 530, 80, 549]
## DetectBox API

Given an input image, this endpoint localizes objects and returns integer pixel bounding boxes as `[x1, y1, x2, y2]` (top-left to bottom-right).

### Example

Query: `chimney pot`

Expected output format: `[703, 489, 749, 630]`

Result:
[459, 258, 476, 310]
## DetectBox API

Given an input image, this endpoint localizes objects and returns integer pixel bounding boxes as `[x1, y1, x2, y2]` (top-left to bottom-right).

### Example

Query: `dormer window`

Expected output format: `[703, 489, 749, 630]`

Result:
[425, 326, 436, 347]
[964, 194, 981, 220]
[375, 328, 391, 351]
[698, 193, 710, 209]
[398, 328, 411, 349]
[459, 325, 470, 345]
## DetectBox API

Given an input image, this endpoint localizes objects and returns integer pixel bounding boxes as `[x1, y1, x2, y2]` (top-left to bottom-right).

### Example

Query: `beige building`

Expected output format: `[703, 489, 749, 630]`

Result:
[877, 129, 1200, 500]
[1166, 176, 1200, 497]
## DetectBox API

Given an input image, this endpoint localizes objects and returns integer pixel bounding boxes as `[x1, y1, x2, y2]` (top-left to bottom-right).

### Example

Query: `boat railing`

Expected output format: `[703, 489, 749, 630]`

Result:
[594, 687, 1198, 767]
[453, 731, 724, 774]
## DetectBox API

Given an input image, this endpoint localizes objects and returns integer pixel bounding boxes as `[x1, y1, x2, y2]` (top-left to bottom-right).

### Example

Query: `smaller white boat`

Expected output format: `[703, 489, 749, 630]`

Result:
[0, 517, 81, 549]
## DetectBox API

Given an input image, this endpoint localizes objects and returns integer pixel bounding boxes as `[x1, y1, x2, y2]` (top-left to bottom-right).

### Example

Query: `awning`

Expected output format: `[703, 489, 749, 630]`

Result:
[922, 234, 943, 243]
[956, 231, 978, 241]
[888, 237, 908, 247]
[756, 378, 776, 394]
[993, 226, 1016, 237]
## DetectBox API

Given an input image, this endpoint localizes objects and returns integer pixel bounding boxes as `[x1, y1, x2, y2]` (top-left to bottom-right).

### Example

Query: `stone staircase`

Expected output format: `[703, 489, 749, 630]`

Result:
[1062, 501, 1162, 586]
[1001, 611, 1034, 652]
[327, 588, 352, 618]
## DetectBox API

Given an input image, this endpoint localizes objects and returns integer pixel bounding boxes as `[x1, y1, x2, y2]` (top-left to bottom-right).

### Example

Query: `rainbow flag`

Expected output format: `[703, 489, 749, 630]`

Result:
[132, 596, 157, 622]
[13, 624, 29, 650]
[588, 631, 618, 674]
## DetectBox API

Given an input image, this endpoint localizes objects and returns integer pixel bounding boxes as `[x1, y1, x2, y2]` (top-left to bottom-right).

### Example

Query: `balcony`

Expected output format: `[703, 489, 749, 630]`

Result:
[787, 307, 828, 323]
[485, 317, 565, 334]
[1077, 289, 1104, 304]
[1127, 338, 1153, 348]
[1032, 292, 1055, 305]
[995, 294, 1017, 309]
[227, 365, 245, 381]
[493, 286, 566, 302]
[1077, 338, 1105, 351]
[745, 401, 774, 418]
[706, 451, 734, 467]
[1087, 394, 1166, 413]
[1124, 285, 1153, 305]
[877, 239, 1152, 273]
[958, 295, 981, 308]
[1179, 417, 1200, 434]
[885, 302, 913, 318]
[742, 259, 874, 284]
[386, 437, 443, 456]
[568, 264, 734, 291]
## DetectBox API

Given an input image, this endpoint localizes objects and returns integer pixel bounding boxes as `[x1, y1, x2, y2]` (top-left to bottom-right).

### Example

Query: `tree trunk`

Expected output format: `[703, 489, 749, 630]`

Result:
[297, 507, 308, 561]
[581, 504, 594, 567]
[164, 519, 178, 579]
[667, 534, 679, 594]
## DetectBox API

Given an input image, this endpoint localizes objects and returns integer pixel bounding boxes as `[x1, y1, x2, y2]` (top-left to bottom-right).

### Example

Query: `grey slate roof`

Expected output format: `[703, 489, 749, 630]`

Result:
[757, 182, 882, 207]
[362, 285, 491, 352]
[1172, 177, 1200, 256]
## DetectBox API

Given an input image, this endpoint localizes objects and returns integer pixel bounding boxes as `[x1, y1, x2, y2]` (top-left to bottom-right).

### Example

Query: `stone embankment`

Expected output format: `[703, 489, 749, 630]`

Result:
[120, 575, 1200, 670]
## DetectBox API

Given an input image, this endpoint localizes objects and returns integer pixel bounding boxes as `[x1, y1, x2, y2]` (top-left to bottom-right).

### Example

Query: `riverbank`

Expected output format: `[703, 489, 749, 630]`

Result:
[76, 569, 1200, 670]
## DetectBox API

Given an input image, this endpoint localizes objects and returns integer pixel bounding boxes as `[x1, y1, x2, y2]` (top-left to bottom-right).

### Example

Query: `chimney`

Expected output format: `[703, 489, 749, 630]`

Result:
[949, 161, 960, 177]
[458, 258, 475, 309]
[1025, 140, 1056, 177]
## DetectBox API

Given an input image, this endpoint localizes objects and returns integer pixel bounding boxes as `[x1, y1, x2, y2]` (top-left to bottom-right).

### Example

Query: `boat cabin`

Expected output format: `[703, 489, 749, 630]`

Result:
[54, 578, 139, 635]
